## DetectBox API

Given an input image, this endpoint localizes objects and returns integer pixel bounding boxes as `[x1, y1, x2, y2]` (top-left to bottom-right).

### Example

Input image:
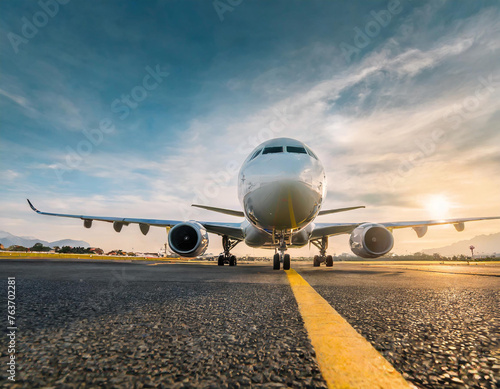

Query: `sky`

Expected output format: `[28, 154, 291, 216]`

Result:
[1, 0, 499, 256]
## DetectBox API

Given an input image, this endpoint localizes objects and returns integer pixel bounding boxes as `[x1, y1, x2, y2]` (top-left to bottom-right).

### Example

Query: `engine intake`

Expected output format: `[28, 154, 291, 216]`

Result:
[168, 222, 209, 257]
[349, 223, 394, 258]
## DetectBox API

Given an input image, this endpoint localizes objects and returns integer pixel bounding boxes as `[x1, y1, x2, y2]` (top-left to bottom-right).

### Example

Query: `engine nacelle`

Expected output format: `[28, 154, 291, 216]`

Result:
[349, 223, 394, 258]
[168, 222, 209, 257]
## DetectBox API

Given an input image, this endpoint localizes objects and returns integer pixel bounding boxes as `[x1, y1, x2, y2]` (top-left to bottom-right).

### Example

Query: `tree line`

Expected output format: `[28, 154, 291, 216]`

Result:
[0, 242, 138, 256]
[1, 242, 103, 254]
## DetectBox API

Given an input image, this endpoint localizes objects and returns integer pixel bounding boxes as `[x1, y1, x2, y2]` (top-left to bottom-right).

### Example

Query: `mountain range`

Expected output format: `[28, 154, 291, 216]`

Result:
[422, 232, 500, 256]
[0, 230, 497, 256]
[0, 230, 90, 249]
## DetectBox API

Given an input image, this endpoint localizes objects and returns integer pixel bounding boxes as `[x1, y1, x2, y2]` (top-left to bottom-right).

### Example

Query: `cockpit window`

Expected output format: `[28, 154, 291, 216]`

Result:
[305, 146, 318, 159]
[249, 149, 262, 161]
[262, 146, 283, 154]
[286, 146, 307, 154]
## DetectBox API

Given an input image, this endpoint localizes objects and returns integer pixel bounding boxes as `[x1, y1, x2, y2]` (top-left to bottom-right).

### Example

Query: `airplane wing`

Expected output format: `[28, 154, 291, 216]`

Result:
[310, 223, 361, 240]
[380, 217, 500, 229]
[191, 204, 245, 217]
[317, 206, 365, 216]
[27, 199, 244, 240]
[310, 216, 500, 240]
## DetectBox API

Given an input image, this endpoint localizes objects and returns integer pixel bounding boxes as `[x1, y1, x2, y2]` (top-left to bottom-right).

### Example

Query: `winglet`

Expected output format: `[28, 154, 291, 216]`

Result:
[27, 199, 40, 213]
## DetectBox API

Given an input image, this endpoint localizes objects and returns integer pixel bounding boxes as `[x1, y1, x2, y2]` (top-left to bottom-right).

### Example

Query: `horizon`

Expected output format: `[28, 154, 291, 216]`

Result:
[1, 229, 499, 257]
[1, 1, 499, 256]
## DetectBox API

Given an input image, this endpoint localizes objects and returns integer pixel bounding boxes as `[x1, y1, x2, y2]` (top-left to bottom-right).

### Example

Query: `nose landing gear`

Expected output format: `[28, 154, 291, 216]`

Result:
[273, 252, 291, 270]
[273, 234, 291, 270]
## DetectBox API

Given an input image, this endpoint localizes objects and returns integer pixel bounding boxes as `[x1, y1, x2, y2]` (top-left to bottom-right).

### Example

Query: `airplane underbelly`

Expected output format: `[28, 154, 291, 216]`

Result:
[244, 224, 310, 248]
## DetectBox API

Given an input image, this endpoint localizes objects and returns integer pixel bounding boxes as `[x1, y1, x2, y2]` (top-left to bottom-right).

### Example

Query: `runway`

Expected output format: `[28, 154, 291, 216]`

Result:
[0, 258, 498, 388]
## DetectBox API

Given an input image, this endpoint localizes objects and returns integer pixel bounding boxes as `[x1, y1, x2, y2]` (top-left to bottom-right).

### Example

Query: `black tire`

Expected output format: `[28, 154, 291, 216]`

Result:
[283, 254, 291, 270]
[229, 255, 236, 266]
[326, 255, 333, 267]
[313, 255, 320, 267]
[273, 253, 280, 270]
[218, 255, 224, 266]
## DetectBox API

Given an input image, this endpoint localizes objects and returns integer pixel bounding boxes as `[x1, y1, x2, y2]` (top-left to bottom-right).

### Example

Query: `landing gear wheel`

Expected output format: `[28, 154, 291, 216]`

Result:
[273, 253, 280, 270]
[312, 237, 330, 268]
[219, 235, 241, 269]
[283, 254, 291, 270]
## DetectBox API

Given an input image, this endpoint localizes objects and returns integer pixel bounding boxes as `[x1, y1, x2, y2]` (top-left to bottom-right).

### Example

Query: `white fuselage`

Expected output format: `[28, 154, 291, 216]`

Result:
[237, 138, 326, 248]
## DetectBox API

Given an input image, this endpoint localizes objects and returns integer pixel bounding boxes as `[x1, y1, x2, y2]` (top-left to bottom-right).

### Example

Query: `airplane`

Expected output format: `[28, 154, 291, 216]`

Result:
[27, 137, 500, 270]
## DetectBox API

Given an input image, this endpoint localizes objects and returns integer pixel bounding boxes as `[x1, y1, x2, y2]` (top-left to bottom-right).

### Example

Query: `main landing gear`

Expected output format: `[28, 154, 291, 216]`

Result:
[218, 235, 240, 266]
[311, 237, 333, 267]
[273, 235, 291, 271]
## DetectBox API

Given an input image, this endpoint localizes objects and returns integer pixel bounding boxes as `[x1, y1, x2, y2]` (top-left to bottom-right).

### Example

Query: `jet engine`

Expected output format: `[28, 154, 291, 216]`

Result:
[349, 223, 394, 258]
[168, 222, 209, 257]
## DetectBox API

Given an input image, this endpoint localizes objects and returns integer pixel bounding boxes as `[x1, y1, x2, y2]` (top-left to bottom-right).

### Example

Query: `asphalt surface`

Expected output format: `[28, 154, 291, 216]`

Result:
[0, 258, 499, 388]
[0, 259, 325, 388]
[297, 263, 500, 389]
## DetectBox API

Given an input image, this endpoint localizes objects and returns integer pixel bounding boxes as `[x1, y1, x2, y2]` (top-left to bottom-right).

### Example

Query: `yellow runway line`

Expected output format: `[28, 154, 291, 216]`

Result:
[286, 269, 413, 389]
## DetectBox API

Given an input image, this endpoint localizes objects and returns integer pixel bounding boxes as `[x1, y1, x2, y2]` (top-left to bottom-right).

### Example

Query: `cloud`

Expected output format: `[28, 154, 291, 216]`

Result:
[0, 169, 21, 180]
[0, 88, 30, 108]
[1, 1, 499, 255]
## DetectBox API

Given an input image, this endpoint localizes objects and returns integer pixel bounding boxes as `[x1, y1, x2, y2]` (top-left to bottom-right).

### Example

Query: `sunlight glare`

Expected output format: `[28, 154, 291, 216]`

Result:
[425, 194, 451, 220]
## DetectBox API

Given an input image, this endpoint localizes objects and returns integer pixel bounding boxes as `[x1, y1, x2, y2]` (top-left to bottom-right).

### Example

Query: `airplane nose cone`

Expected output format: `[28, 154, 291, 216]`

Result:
[239, 147, 326, 232]
[244, 179, 322, 231]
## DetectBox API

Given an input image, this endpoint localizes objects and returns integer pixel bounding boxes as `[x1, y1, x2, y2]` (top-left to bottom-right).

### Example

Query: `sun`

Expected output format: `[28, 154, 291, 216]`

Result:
[425, 194, 451, 220]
